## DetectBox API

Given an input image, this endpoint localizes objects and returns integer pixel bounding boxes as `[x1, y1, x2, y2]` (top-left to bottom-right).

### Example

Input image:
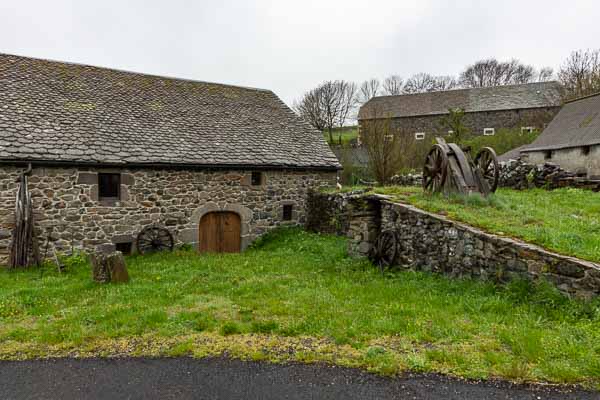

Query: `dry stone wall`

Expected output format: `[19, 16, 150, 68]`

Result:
[0, 165, 336, 264]
[308, 192, 600, 299]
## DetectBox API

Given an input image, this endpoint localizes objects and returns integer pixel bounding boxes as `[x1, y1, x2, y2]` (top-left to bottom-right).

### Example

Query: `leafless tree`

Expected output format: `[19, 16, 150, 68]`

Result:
[460, 58, 538, 87]
[537, 67, 555, 82]
[336, 81, 358, 129]
[360, 107, 411, 184]
[382, 75, 404, 95]
[293, 88, 326, 132]
[359, 78, 381, 103]
[402, 73, 457, 94]
[294, 80, 358, 143]
[558, 49, 600, 100]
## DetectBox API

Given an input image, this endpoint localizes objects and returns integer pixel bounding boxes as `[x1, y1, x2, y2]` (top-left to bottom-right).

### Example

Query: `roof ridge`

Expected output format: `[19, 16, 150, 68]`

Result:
[371, 80, 560, 101]
[0, 52, 272, 93]
[564, 91, 600, 104]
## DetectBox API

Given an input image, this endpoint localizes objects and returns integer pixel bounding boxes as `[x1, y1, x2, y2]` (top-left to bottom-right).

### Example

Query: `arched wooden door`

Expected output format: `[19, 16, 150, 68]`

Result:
[199, 212, 241, 253]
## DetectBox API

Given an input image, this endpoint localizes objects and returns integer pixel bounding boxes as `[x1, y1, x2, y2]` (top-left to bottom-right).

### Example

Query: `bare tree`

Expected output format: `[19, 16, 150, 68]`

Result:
[294, 80, 358, 143]
[433, 75, 458, 91]
[293, 88, 326, 132]
[402, 73, 457, 94]
[558, 49, 600, 100]
[359, 78, 381, 103]
[382, 75, 404, 95]
[460, 58, 538, 87]
[440, 108, 470, 144]
[537, 67, 554, 82]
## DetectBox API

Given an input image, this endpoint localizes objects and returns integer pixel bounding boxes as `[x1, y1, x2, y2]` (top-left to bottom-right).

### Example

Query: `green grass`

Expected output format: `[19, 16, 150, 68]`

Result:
[1, 228, 599, 387]
[369, 186, 600, 263]
[324, 126, 358, 145]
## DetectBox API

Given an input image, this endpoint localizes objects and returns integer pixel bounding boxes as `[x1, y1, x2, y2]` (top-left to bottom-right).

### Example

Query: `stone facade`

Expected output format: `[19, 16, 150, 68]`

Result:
[0, 166, 336, 264]
[307, 192, 600, 299]
[523, 144, 600, 179]
[358, 107, 560, 144]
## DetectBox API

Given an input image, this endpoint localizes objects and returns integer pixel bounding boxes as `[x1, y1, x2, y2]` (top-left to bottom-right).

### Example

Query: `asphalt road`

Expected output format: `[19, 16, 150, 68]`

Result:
[0, 357, 597, 400]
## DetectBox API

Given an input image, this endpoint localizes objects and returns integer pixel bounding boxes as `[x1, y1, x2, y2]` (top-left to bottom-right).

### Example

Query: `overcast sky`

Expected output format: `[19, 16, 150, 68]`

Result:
[1, 0, 599, 106]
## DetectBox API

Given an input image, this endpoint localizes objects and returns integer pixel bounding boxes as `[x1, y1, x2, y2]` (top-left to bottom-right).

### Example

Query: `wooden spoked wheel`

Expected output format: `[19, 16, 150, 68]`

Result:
[474, 147, 500, 193]
[423, 144, 449, 194]
[370, 230, 398, 272]
[136, 226, 174, 255]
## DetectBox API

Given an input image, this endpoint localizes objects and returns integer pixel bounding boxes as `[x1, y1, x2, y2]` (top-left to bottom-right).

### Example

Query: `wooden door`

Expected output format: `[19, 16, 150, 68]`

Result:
[199, 212, 241, 253]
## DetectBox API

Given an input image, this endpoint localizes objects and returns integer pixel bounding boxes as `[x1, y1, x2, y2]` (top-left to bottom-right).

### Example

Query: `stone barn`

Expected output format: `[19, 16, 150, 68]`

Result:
[358, 81, 563, 143]
[0, 54, 340, 264]
[521, 92, 600, 178]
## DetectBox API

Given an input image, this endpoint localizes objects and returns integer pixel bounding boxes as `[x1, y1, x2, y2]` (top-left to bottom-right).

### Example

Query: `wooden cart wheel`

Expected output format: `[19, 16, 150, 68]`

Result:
[370, 230, 398, 272]
[423, 144, 449, 194]
[136, 225, 174, 255]
[474, 147, 500, 193]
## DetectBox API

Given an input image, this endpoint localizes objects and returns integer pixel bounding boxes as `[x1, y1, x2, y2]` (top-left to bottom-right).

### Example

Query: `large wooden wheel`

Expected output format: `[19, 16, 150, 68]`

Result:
[423, 144, 449, 194]
[474, 147, 500, 193]
[136, 225, 174, 255]
[369, 230, 398, 272]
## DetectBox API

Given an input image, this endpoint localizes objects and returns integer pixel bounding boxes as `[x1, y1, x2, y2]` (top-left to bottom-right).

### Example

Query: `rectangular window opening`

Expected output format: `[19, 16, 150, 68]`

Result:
[115, 242, 132, 255]
[582, 146, 591, 156]
[98, 173, 121, 201]
[251, 171, 262, 186]
[414, 132, 425, 140]
[483, 128, 495, 136]
[544, 150, 553, 160]
[521, 126, 535, 134]
[282, 204, 293, 221]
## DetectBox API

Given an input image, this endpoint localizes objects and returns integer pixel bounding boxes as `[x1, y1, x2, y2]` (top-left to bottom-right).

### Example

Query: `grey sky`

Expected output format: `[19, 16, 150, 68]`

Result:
[1, 0, 599, 106]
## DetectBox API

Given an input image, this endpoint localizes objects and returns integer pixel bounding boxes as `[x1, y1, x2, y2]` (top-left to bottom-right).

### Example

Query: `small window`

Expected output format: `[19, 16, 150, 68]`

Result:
[521, 126, 535, 134]
[98, 173, 120, 201]
[414, 132, 425, 140]
[115, 242, 132, 255]
[384, 134, 394, 142]
[447, 130, 454, 135]
[582, 146, 591, 156]
[483, 128, 495, 136]
[544, 150, 553, 160]
[282, 204, 293, 221]
[251, 172, 262, 186]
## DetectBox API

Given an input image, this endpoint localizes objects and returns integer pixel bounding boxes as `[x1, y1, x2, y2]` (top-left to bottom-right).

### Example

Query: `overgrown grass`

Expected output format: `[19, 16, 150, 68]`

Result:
[370, 186, 600, 263]
[0, 228, 599, 387]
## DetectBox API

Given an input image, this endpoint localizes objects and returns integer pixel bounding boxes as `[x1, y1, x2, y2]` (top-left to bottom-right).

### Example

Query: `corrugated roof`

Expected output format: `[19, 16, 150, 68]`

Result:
[0, 53, 340, 170]
[523, 92, 600, 152]
[358, 81, 563, 120]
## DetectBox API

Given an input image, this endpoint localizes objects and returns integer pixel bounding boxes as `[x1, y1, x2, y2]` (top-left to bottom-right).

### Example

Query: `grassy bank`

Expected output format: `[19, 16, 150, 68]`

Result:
[1, 229, 599, 387]
[366, 186, 600, 263]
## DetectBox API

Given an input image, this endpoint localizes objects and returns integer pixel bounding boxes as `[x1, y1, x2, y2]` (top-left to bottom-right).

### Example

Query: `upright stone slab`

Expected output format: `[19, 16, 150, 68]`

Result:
[91, 251, 129, 283]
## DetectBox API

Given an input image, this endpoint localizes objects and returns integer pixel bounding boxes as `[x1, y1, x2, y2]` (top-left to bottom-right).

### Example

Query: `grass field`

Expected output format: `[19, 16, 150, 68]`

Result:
[323, 126, 358, 145]
[360, 186, 600, 263]
[1, 228, 599, 387]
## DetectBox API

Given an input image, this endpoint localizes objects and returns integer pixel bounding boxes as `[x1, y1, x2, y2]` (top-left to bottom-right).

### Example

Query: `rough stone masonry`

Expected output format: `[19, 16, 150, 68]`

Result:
[0, 166, 336, 264]
[308, 192, 600, 299]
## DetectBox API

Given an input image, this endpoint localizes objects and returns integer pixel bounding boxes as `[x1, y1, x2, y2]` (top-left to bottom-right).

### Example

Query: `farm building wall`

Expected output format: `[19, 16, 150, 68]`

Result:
[0, 166, 336, 264]
[358, 106, 560, 144]
[523, 145, 600, 178]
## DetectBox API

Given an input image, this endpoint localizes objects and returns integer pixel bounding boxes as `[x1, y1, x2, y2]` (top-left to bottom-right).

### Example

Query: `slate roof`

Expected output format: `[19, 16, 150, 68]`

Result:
[358, 81, 563, 120]
[523, 92, 600, 152]
[0, 53, 340, 170]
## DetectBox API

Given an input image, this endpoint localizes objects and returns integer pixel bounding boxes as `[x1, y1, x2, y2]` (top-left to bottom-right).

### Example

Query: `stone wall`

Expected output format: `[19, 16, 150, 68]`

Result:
[308, 192, 600, 299]
[523, 144, 600, 179]
[500, 160, 600, 191]
[0, 165, 336, 264]
[359, 107, 560, 144]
